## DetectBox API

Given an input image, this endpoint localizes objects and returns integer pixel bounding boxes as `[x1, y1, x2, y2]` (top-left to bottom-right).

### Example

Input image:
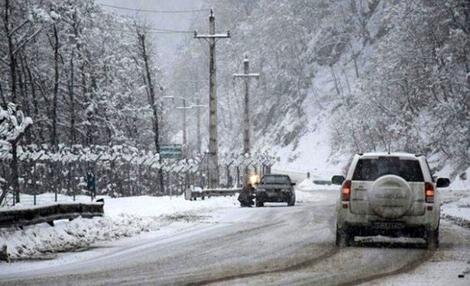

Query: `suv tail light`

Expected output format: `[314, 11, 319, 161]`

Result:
[425, 182, 434, 203]
[342, 180, 351, 201]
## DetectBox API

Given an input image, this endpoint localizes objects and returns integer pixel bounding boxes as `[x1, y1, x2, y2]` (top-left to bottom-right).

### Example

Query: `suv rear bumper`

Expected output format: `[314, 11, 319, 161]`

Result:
[342, 222, 427, 238]
[337, 203, 440, 236]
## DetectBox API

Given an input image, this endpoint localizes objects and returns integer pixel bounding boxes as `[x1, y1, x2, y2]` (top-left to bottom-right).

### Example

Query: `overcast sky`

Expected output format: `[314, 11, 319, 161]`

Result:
[96, 0, 206, 69]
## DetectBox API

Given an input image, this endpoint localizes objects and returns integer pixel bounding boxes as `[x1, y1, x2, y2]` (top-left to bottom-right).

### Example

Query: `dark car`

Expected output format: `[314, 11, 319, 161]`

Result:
[255, 174, 296, 207]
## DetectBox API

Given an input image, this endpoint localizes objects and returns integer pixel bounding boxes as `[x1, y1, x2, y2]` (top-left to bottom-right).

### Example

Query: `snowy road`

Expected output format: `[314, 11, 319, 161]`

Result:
[1, 189, 470, 285]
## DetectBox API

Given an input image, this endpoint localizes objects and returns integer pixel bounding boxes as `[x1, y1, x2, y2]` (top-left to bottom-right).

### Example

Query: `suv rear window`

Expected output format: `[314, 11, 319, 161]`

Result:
[261, 175, 291, 184]
[352, 157, 424, 182]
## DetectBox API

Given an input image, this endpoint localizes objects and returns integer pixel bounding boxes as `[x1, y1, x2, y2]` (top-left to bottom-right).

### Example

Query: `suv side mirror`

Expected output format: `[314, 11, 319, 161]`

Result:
[436, 178, 450, 188]
[291, 183, 296, 186]
[331, 175, 345, 185]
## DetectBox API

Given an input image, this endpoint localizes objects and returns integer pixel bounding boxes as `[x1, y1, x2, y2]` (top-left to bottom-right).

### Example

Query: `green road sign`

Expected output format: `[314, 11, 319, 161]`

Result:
[160, 144, 183, 159]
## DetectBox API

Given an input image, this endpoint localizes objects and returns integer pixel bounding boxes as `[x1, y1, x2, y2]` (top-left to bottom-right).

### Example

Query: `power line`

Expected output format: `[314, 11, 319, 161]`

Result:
[101, 4, 209, 14]
[107, 27, 193, 35]
[148, 27, 193, 34]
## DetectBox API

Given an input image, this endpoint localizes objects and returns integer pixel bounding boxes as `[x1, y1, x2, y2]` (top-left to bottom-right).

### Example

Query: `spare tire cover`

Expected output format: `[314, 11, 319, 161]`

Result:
[368, 175, 412, 219]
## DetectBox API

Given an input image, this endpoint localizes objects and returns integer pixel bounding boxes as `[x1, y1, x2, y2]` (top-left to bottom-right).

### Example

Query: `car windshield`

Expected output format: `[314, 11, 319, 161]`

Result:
[261, 175, 290, 184]
[352, 157, 424, 182]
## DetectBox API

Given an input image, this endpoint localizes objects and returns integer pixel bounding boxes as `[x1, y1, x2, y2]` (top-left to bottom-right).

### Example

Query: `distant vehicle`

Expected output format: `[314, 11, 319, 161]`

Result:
[332, 153, 450, 249]
[255, 174, 296, 207]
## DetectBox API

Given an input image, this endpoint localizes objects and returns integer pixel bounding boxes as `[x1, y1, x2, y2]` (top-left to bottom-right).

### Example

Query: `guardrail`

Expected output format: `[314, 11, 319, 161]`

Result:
[185, 187, 241, 201]
[0, 202, 104, 229]
[312, 180, 333, 185]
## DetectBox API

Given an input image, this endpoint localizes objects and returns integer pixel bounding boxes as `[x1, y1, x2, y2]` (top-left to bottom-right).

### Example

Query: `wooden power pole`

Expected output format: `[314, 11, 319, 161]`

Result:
[194, 9, 230, 188]
[233, 55, 260, 155]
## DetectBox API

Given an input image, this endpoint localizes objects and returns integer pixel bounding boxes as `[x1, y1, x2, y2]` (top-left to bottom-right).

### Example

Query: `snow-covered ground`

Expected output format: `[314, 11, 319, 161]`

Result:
[442, 195, 470, 228]
[102, 195, 238, 218]
[0, 195, 238, 261]
[2, 178, 470, 285]
[297, 178, 339, 192]
[440, 170, 470, 228]
[0, 188, 328, 262]
[2, 186, 470, 285]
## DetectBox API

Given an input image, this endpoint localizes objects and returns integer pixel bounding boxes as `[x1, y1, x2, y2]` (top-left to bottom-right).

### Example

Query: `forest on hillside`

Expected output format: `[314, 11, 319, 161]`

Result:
[0, 0, 469, 179]
[169, 0, 470, 175]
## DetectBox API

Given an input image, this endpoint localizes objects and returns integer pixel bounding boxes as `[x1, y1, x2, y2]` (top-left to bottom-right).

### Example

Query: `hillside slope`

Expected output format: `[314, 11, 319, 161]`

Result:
[169, 0, 469, 178]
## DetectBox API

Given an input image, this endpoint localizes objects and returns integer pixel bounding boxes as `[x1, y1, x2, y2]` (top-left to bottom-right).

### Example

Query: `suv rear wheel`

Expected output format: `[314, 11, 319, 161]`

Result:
[287, 196, 295, 206]
[336, 227, 353, 247]
[425, 227, 439, 250]
[256, 200, 264, 207]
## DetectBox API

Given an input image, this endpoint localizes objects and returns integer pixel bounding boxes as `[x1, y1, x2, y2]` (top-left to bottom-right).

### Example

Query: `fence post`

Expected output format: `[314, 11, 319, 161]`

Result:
[54, 161, 58, 203]
[58, 161, 64, 201]
[236, 166, 240, 187]
[32, 160, 37, 205]
[126, 161, 131, 196]
[167, 171, 171, 197]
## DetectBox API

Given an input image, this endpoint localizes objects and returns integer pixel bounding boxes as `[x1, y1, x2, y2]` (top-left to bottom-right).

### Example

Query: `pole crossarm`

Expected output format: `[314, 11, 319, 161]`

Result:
[194, 33, 230, 39]
[233, 73, 260, 78]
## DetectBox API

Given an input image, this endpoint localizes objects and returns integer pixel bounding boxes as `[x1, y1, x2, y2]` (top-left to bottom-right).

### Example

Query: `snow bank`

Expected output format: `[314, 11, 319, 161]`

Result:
[103, 195, 239, 218]
[297, 179, 339, 192]
[0, 214, 160, 261]
[297, 179, 316, 191]
[449, 168, 470, 191]
[295, 189, 334, 204]
[0, 195, 239, 261]
[442, 196, 470, 228]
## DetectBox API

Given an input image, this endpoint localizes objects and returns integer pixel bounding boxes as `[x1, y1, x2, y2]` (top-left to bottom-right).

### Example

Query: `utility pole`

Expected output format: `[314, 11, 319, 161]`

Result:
[196, 96, 202, 154]
[165, 95, 205, 158]
[233, 55, 260, 155]
[176, 99, 188, 158]
[194, 9, 230, 188]
[192, 80, 202, 154]
[183, 99, 187, 157]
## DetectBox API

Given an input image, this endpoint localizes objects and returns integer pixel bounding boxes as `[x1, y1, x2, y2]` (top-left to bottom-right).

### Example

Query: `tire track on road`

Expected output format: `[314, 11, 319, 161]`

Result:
[189, 246, 340, 286]
[338, 249, 434, 286]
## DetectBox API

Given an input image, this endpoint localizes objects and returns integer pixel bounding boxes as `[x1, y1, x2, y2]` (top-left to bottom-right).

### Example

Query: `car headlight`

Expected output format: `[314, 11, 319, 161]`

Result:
[248, 174, 260, 185]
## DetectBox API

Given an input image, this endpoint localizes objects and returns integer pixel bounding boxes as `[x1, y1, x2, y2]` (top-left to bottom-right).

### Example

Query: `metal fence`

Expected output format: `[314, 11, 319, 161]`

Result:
[0, 144, 276, 207]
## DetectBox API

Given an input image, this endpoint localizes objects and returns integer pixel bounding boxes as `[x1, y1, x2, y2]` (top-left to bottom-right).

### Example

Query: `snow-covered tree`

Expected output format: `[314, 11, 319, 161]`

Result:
[169, 0, 470, 176]
[0, 103, 32, 204]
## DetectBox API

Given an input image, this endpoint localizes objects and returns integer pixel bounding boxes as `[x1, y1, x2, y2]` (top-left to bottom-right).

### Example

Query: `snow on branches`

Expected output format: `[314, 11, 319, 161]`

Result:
[0, 103, 33, 152]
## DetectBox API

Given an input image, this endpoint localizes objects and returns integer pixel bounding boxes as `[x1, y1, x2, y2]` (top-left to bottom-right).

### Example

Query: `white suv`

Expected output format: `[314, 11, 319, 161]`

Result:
[332, 153, 450, 249]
